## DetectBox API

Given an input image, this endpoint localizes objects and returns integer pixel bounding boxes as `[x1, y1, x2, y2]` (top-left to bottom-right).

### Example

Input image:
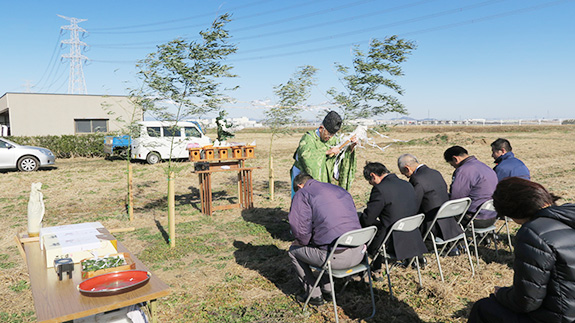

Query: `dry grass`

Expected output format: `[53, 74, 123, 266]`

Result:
[1, 125, 574, 322]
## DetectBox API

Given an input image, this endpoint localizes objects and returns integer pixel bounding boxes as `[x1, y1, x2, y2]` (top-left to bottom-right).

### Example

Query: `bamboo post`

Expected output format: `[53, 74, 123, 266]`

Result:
[128, 163, 134, 221]
[269, 155, 274, 200]
[168, 171, 176, 248]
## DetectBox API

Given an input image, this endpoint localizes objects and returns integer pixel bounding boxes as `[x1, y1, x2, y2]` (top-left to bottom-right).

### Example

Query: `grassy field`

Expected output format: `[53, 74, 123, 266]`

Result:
[1, 125, 574, 322]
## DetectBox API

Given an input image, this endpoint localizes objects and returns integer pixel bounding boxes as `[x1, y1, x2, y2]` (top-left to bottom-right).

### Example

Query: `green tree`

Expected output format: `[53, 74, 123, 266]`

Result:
[262, 65, 317, 200]
[327, 36, 416, 126]
[133, 13, 237, 246]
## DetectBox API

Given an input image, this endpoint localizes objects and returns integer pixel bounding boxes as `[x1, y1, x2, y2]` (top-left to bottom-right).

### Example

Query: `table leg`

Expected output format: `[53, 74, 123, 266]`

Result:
[148, 299, 158, 323]
[206, 173, 212, 215]
[198, 174, 204, 214]
[245, 170, 253, 208]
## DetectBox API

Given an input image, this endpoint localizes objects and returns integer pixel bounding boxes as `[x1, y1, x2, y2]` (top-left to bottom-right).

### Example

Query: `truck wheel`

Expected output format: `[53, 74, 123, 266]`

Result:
[146, 152, 161, 164]
[18, 156, 40, 172]
[118, 147, 129, 159]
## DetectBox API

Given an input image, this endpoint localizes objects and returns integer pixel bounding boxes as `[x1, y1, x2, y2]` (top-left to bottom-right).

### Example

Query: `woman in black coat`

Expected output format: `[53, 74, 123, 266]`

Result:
[468, 177, 575, 323]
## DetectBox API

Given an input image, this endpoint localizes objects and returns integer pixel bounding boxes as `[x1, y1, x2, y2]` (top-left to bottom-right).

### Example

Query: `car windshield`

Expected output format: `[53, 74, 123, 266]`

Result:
[0, 138, 18, 147]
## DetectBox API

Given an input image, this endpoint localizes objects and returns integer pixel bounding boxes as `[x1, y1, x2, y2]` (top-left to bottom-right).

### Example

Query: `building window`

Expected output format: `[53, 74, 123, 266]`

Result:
[75, 119, 108, 133]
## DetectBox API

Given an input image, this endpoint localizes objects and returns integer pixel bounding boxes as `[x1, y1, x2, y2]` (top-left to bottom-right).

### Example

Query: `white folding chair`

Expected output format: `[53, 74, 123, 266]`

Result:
[372, 213, 425, 298]
[303, 226, 378, 323]
[496, 216, 514, 252]
[422, 197, 475, 282]
[465, 199, 498, 268]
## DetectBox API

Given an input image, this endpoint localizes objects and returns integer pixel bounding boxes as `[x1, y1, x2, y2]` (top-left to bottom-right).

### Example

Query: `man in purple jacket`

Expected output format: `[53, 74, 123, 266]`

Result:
[444, 146, 498, 228]
[288, 173, 364, 306]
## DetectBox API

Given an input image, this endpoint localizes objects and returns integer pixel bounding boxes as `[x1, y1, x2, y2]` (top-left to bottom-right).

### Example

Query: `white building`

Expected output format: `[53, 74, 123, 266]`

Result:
[0, 92, 142, 136]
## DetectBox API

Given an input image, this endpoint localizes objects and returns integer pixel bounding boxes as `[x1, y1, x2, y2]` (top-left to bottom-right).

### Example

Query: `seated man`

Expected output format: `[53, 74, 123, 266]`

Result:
[490, 138, 530, 181]
[288, 173, 365, 306]
[444, 146, 498, 228]
[359, 162, 427, 279]
[397, 153, 463, 241]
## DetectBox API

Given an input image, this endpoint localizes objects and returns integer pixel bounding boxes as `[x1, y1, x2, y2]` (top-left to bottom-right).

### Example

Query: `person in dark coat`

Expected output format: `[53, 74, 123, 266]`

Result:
[490, 138, 530, 181]
[397, 154, 463, 241]
[468, 177, 575, 323]
[359, 162, 427, 280]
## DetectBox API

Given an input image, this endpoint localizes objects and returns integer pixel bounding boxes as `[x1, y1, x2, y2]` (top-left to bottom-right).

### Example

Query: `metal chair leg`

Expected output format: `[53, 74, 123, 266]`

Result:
[462, 234, 475, 277]
[431, 238, 444, 282]
[415, 256, 422, 289]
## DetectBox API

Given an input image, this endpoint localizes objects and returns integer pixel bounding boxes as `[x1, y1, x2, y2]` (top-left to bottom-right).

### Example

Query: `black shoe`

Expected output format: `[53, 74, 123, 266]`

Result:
[296, 293, 325, 306]
[322, 291, 333, 302]
[482, 237, 493, 246]
[412, 256, 427, 269]
[448, 247, 460, 257]
[372, 270, 384, 282]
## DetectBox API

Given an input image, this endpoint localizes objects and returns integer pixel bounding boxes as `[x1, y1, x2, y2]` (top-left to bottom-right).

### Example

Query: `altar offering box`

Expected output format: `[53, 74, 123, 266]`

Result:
[40, 222, 118, 268]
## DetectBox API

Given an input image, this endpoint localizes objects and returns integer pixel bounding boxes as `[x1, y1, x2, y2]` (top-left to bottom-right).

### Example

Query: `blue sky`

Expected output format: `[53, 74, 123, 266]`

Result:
[1, 0, 574, 121]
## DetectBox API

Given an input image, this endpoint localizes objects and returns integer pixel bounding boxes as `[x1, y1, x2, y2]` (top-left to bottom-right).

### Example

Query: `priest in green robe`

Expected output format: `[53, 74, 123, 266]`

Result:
[291, 111, 357, 197]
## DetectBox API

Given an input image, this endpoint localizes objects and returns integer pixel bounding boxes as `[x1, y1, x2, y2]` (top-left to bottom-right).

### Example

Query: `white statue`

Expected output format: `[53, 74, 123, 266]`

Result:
[27, 182, 45, 237]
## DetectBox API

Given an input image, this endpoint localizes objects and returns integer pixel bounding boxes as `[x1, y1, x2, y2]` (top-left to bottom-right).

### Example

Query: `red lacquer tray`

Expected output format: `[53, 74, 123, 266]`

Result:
[78, 270, 150, 296]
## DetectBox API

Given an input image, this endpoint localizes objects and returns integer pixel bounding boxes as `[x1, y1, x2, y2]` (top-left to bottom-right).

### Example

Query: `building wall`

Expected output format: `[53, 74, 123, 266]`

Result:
[0, 93, 142, 136]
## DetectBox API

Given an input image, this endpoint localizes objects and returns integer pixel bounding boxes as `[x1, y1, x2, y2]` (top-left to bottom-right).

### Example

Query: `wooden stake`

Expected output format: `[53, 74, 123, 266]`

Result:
[269, 155, 274, 200]
[128, 163, 134, 221]
[168, 171, 176, 248]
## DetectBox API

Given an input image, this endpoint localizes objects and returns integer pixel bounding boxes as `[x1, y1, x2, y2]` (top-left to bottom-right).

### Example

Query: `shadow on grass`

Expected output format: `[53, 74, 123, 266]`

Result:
[183, 186, 241, 212]
[137, 187, 238, 213]
[253, 180, 291, 198]
[241, 208, 292, 241]
[233, 240, 424, 322]
[154, 219, 170, 244]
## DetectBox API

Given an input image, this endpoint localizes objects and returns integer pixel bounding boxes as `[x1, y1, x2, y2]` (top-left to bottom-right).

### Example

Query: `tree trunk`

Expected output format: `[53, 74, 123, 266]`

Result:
[128, 162, 134, 221]
[268, 135, 274, 200]
[269, 155, 274, 200]
[168, 171, 176, 248]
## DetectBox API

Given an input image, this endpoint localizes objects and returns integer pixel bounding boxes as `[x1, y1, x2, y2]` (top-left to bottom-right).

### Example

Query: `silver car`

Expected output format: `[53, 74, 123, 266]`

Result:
[0, 138, 56, 172]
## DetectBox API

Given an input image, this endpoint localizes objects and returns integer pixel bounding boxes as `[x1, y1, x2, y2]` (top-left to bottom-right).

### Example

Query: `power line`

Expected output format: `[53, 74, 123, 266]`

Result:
[34, 31, 64, 91]
[89, 0, 274, 32]
[88, 0, 335, 34]
[230, 0, 572, 62]
[88, 0, 377, 47]
[88, 1, 571, 66]
[234, 0, 503, 56]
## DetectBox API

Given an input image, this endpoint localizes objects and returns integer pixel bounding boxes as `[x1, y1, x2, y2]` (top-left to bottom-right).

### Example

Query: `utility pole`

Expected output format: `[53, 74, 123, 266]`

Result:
[58, 15, 88, 94]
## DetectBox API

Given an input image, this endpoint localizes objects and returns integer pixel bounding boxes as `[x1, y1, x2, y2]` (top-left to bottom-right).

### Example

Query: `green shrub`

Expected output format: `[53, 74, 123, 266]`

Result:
[7, 134, 107, 158]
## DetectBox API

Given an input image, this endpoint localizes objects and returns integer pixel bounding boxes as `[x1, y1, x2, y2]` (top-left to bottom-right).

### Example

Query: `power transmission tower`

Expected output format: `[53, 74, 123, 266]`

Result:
[58, 15, 88, 94]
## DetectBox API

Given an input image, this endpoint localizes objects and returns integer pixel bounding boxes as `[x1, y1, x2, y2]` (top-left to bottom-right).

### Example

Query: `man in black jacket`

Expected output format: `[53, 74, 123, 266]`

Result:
[359, 162, 427, 279]
[397, 154, 463, 241]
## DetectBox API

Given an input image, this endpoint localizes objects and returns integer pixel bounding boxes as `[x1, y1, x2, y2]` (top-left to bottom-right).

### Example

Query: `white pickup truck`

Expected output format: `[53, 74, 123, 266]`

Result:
[130, 121, 211, 164]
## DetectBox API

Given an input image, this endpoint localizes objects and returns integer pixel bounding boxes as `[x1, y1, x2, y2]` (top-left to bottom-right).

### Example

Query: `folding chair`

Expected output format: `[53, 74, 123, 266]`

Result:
[303, 226, 378, 323]
[496, 216, 514, 252]
[465, 199, 498, 268]
[371, 213, 425, 298]
[422, 197, 475, 282]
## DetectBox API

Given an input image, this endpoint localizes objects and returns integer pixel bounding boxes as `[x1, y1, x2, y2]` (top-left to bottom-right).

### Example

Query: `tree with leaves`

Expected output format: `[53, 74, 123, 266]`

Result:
[327, 35, 416, 126]
[133, 13, 237, 246]
[262, 65, 317, 200]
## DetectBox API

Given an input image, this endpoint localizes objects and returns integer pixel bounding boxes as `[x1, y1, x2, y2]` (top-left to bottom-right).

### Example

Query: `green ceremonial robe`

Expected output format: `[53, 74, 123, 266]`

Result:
[292, 130, 357, 190]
